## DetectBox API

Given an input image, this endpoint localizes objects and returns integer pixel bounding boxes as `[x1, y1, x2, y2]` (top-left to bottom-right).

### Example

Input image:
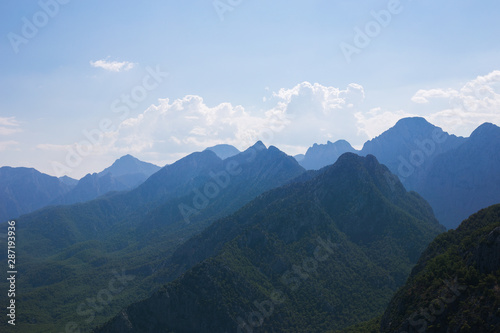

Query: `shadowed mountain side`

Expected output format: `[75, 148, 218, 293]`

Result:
[418, 122, 500, 229]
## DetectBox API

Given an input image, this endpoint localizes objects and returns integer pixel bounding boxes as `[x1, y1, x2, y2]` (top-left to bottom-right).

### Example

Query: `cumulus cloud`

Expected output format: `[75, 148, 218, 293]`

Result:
[411, 88, 459, 104]
[90, 59, 135, 72]
[105, 95, 271, 157]
[36, 72, 500, 174]
[355, 108, 416, 140]
[265, 82, 366, 150]
[0, 117, 22, 135]
[353, 71, 500, 140]
[97, 81, 369, 159]
[410, 70, 500, 135]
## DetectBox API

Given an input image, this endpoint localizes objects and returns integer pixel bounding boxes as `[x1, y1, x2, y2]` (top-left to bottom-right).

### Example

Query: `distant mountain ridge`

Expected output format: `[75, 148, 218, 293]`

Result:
[297, 117, 500, 229]
[298, 139, 357, 170]
[52, 154, 161, 205]
[3, 118, 499, 230]
[360, 117, 466, 191]
[418, 122, 500, 229]
[0, 155, 161, 222]
[100, 154, 160, 178]
[0, 166, 72, 222]
[204, 144, 240, 159]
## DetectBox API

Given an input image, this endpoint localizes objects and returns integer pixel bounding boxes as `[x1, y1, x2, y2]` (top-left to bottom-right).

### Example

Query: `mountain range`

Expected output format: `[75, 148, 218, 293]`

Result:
[297, 117, 500, 229]
[0, 117, 499, 332]
[93, 169, 500, 333]
[0, 154, 160, 222]
[0, 142, 305, 332]
[0, 166, 72, 222]
[94, 153, 444, 332]
[3, 117, 499, 230]
[52, 154, 161, 205]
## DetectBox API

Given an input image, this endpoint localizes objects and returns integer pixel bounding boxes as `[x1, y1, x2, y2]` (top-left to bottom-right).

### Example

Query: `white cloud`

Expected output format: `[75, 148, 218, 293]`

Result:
[0, 117, 22, 135]
[410, 70, 500, 135]
[0, 140, 19, 151]
[0, 117, 19, 126]
[105, 95, 269, 156]
[34, 72, 500, 175]
[356, 70, 500, 139]
[0, 127, 21, 135]
[96, 82, 369, 161]
[267, 81, 366, 147]
[90, 59, 135, 72]
[411, 88, 458, 104]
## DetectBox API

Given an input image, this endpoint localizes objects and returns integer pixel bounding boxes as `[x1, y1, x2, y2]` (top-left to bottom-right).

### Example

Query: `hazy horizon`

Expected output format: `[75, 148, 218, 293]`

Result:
[2, 1, 500, 178]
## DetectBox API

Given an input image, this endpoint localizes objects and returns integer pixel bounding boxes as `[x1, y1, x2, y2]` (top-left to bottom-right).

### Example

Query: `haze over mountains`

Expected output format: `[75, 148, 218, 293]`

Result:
[418, 123, 500, 229]
[296, 117, 500, 229]
[2, 117, 499, 229]
[0, 116, 499, 332]
[0, 155, 160, 222]
[0, 167, 73, 223]
[53, 154, 161, 205]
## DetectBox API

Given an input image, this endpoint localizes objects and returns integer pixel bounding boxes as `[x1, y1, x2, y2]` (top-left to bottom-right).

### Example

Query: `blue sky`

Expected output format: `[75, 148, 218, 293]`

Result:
[1, 0, 500, 178]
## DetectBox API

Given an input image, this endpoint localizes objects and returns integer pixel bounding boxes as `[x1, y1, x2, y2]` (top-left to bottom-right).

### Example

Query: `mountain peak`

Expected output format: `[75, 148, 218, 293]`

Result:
[368, 117, 437, 141]
[299, 139, 357, 170]
[316, 152, 409, 204]
[118, 153, 135, 160]
[100, 155, 160, 178]
[327, 152, 381, 175]
[251, 140, 267, 150]
[395, 116, 431, 125]
[204, 144, 240, 159]
[108, 154, 139, 168]
[393, 116, 434, 131]
[360, 117, 466, 193]
[470, 122, 500, 139]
